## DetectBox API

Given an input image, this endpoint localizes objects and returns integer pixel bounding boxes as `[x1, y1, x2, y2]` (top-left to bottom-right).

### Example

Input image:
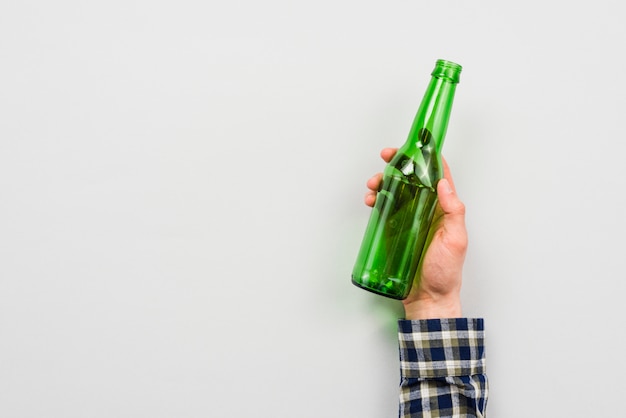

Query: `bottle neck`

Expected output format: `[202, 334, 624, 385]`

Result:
[405, 75, 458, 153]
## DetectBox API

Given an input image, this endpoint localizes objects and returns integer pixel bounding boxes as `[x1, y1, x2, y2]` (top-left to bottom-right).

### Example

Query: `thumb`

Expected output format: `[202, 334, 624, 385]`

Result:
[437, 178, 466, 218]
[436, 178, 468, 253]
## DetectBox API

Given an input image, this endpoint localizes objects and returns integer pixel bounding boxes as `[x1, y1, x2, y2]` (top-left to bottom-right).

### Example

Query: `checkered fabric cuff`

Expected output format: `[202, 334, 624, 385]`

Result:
[398, 318, 485, 379]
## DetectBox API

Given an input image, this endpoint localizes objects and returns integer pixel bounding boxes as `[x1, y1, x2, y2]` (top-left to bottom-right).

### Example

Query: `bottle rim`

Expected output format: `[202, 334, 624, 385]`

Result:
[432, 59, 462, 83]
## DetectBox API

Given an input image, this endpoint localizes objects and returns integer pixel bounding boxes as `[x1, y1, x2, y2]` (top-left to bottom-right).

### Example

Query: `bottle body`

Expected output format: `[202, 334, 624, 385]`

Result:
[351, 60, 461, 300]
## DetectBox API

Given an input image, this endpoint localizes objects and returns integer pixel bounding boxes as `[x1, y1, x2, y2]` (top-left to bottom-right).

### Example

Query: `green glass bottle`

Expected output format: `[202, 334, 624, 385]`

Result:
[351, 59, 462, 300]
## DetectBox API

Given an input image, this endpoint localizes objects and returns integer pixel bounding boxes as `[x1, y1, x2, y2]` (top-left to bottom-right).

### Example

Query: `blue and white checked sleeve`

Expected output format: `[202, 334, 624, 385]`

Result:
[398, 318, 488, 417]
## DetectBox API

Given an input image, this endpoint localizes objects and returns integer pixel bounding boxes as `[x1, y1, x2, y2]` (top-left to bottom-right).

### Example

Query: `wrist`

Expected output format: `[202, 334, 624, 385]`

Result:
[402, 296, 462, 320]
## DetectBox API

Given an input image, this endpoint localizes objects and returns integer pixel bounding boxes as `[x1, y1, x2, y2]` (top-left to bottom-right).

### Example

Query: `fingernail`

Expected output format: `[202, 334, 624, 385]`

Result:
[440, 179, 453, 194]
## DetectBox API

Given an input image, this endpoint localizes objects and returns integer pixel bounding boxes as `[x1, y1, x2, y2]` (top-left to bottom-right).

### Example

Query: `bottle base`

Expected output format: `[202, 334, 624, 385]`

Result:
[351, 276, 407, 300]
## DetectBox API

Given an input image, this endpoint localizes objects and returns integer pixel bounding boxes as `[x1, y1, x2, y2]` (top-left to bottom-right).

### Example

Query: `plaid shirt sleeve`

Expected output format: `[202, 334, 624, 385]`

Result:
[398, 318, 488, 417]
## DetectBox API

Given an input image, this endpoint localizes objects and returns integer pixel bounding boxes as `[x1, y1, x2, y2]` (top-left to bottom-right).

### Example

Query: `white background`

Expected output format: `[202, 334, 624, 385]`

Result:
[1, 1, 625, 417]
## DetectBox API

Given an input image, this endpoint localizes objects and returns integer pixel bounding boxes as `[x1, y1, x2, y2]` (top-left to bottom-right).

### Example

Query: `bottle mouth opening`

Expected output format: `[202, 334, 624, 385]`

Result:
[432, 59, 462, 83]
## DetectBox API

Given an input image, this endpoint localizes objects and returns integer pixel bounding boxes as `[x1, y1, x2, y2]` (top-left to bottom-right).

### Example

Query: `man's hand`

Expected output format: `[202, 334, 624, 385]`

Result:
[365, 148, 468, 320]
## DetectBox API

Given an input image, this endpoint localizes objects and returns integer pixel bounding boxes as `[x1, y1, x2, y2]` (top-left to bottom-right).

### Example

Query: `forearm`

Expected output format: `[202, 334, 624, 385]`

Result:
[398, 318, 488, 417]
[402, 296, 462, 320]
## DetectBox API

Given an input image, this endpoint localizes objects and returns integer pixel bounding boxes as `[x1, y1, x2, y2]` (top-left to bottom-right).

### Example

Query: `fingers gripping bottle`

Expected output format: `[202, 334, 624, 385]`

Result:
[351, 59, 462, 300]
